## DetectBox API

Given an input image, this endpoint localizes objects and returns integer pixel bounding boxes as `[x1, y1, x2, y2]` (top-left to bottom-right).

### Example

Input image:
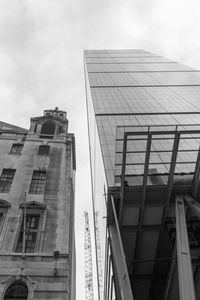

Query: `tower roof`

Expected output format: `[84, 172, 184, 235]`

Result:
[43, 107, 67, 119]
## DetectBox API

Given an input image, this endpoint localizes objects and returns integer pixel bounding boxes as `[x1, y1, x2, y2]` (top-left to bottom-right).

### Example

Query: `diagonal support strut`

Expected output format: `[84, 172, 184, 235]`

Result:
[175, 195, 196, 300]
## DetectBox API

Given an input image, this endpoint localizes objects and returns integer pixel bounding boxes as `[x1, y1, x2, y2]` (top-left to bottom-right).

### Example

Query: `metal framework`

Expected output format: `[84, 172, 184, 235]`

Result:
[84, 211, 94, 300]
[175, 195, 196, 300]
[133, 133, 152, 263]
[109, 195, 133, 300]
[117, 125, 200, 223]
[162, 244, 177, 300]
[184, 194, 200, 217]
[192, 146, 200, 197]
[112, 124, 200, 299]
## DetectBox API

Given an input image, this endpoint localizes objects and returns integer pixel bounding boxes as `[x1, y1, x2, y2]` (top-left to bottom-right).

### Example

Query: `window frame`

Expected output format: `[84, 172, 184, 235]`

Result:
[15, 212, 41, 253]
[37, 145, 50, 156]
[40, 121, 56, 139]
[0, 169, 16, 193]
[4, 280, 28, 300]
[14, 202, 46, 254]
[10, 143, 23, 155]
[28, 170, 46, 195]
[0, 200, 10, 237]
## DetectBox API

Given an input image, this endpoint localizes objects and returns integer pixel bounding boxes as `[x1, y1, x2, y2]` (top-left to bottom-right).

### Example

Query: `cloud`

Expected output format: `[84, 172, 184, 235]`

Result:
[0, 1, 200, 299]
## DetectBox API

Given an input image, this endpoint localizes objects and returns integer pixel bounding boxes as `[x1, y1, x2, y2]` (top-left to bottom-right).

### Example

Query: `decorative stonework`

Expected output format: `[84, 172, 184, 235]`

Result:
[0, 274, 36, 300]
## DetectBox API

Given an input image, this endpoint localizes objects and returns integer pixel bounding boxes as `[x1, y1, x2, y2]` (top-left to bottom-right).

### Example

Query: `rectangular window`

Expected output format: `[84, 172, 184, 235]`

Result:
[39, 135, 53, 139]
[0, 213, 4, 232]
[29, 171, 46, 194]
[38, 145, 50, 156]
[15, 214, 40, 253]
[0, 169, 15, 193]
[10, 143, 23, 155]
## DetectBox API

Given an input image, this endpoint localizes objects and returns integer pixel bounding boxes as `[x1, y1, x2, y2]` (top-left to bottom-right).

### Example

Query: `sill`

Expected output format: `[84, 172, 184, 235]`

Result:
[28, 193, 44, 195]
[0, 252, 69, 258]
[39, 135, 53, 139]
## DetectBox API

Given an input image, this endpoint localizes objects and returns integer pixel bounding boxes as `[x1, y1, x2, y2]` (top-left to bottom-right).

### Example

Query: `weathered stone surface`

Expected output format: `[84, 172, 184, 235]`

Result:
[0, 109, 76, 299]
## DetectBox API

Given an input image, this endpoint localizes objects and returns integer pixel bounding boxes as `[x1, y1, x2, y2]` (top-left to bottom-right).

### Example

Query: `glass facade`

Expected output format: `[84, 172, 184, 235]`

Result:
[84, 50, 200, 300]
[85, 50, 200, 184]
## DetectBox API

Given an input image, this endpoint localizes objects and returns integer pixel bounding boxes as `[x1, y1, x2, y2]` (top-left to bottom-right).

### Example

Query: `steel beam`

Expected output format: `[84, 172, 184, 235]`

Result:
[119, 132, 127, 226]
[133, 134, 152, 264]
[140, 133, 152, 223]
[175, 195, 196, 300]
[104, 236, 109, 300]
[184, 194, 200, 218]
[165, 132, 180, 215]
[116, 129, 200, 137]
[110, 276, 114, 300]
[163, 245, 177, 300]
[107, 256, 111, 300]
[149, 132, 180, 296]
[192, 147, 200, 197]
[109, 195, 134, 300]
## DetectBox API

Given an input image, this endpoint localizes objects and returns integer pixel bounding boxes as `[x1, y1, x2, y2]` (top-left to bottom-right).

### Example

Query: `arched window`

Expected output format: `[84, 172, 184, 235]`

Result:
[4, 280, 28, 299]
[40, 121, 55, 138]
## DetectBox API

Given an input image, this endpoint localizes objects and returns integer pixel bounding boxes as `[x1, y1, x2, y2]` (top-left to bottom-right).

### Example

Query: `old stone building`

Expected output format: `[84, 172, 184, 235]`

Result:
[0, 108, 76, 299]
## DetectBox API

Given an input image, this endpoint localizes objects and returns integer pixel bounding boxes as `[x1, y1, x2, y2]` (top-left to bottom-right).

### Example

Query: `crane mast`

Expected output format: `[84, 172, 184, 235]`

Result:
[84, 211, 94, 300]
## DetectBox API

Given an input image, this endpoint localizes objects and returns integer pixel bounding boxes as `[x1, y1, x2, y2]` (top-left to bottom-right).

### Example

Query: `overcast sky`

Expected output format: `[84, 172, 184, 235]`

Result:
[0, 1, 200, 299]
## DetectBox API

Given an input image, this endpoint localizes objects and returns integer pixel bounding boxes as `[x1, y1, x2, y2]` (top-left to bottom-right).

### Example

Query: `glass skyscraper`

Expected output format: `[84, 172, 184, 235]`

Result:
[84, 50, 200, 300]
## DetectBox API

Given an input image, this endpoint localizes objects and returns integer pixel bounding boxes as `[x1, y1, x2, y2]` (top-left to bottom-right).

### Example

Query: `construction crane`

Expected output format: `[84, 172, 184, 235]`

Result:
[84, 211, 94, 300]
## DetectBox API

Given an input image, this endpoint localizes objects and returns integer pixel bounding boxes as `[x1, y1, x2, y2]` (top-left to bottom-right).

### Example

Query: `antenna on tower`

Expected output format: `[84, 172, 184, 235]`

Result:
[84, 211, 94, 300]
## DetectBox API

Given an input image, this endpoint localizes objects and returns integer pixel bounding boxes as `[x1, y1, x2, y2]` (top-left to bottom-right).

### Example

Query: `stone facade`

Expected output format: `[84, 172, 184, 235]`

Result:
[0, 108, 76, 300]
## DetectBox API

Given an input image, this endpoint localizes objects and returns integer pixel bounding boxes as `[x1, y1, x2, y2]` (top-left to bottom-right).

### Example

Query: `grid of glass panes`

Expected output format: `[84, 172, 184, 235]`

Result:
[114, 125, 200, 186]
[88, 70, 200, 87]
[86, 50, 200, 187]
[15, 214, 40, 253]
[85, 50, 200, 297]
[0, 169, 15, 193]
[86, 57, 172, 64]
[87, 62, 194, 73]
[29, 171, 46, 194]
[91, 86, 200, 114]
[38, 145, 50, 156]
[10, 143, 23, 155]
[95, 114, 200, 186]
[4, 280, 28, 299]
